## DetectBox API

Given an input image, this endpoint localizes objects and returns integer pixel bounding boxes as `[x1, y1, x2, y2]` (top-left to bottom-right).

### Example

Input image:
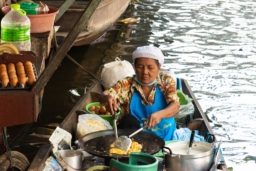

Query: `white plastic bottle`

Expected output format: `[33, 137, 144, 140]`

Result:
[1, 4, 31, 51]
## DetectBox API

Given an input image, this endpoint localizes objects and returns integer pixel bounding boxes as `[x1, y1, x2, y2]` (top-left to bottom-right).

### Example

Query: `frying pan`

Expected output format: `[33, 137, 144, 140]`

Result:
[78, 129, 164, 159]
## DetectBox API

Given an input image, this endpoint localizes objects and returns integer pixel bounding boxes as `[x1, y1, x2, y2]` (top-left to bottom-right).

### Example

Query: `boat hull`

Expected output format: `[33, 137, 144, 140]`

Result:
[54, 0, 131, 46]
[28, 79, 226, 170]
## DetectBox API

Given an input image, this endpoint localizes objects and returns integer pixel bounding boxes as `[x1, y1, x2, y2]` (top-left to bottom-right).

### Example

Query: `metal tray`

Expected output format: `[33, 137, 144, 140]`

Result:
[0, 63, 38, 90]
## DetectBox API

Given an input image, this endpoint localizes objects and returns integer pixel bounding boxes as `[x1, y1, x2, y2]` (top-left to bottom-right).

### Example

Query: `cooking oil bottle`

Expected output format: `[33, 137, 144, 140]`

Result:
[1, 4, 31, 51]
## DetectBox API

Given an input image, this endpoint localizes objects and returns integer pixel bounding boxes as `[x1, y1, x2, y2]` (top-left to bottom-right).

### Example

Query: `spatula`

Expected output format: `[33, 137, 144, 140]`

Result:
[113, 124, 147, 151]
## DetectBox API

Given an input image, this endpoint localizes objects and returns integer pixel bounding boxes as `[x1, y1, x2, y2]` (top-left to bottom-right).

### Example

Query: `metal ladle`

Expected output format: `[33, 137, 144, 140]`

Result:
[113, 110, 119, 139]
[187, 130, 195, 154]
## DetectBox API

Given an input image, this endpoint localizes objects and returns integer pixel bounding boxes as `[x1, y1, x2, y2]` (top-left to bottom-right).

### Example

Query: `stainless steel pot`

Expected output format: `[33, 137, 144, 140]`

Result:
[55, 150, 83, 171]
[163, 141, 215, 171]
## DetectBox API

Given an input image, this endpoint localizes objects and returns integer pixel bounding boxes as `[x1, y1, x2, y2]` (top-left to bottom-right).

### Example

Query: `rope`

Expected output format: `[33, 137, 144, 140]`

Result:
[9, 123, 33, 150]
[2, 128, 13, 168]
[51, 25, 102, 84]
[8, 123, 32, 148]
[1, 129, 4, 154]
[65, 54, 102, 82]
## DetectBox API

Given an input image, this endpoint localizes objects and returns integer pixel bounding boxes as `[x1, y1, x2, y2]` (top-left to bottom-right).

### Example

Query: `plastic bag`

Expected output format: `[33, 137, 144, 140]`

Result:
[175, 102, 195, 123]
[76, 114, 113, 139]
[38, 2, 49, 14]
[176, 90, 192, 105]
[42, 156, 63, 171]
[49, 127, 72, 154]
[175, 90, 194, 123]
[173, 128, 204, 141]
[101, 57, 135, 89]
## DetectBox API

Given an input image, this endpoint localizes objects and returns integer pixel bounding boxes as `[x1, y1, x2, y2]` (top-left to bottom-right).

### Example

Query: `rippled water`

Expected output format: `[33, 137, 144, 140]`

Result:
[10, 0, 256, 169]
[100, 0, 256, 170]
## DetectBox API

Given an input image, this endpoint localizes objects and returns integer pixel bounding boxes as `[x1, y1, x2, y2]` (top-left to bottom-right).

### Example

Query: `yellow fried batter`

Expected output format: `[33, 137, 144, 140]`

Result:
[109, 141, 142, 155]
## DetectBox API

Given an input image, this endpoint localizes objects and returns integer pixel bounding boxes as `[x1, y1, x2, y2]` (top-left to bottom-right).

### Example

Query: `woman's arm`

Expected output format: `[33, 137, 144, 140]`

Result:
[147, 72, 180, 128]
[101, 77, 133, 114]
[147, 101, 180, 128]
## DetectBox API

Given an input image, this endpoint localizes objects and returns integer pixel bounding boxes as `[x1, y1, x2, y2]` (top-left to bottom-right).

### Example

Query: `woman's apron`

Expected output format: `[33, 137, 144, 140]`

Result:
[130, 86, 176, 141]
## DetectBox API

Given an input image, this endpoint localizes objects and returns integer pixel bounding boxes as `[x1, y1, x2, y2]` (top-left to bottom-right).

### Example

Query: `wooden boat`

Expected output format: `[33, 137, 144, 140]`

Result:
[37, 0, 131, 46]
[28, 78, 227, 170]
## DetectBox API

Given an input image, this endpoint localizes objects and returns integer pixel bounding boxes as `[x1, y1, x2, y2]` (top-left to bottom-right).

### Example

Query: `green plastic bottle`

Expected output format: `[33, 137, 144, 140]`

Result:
[1, 4, 31, 51]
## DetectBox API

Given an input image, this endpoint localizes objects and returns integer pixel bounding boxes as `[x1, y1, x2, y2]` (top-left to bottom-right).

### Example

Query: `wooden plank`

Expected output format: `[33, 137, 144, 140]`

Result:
[31, 29, 53, 61]
[54, 0, 131, 46]
[54, 0, 76, 23]
[60, 81, 103, 138]
[32, 0, 102, 94]
[27, 144, 53, 171]
[181, 79, 213, 136]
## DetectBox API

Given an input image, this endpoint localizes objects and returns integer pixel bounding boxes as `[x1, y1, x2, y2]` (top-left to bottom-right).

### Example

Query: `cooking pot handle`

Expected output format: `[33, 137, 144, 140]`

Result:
[204, 133, 215, 143]
[54, 151, 61, 159]
[162, 147, 172, 155]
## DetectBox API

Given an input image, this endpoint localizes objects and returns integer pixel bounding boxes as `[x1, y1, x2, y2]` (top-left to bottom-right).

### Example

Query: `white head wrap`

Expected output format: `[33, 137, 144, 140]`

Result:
[132, 45, 164, 65]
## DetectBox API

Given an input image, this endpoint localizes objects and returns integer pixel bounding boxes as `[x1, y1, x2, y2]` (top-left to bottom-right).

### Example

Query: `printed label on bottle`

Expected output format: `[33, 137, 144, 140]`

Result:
[1, 26, 30, 42]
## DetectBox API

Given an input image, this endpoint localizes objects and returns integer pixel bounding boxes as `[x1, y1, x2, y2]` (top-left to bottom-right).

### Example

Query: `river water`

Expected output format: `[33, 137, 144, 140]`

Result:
[120, 0, 256, 170]
[8, 0, 256, 170]
[96, 0, 256, 170]
[137, 1, 256, 170]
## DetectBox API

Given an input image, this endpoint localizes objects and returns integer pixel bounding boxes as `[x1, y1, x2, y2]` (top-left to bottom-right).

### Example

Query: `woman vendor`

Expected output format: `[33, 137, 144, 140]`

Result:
[101, 45, 180, 141]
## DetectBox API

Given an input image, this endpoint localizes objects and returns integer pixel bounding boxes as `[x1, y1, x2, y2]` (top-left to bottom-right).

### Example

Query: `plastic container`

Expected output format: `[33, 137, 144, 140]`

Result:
[85, 102, 121, 126]
[2, 5, 59, 33]
[1, 4, 31, 51]
[18, 2, 39, 15]
[109, 152, 158, 171]
[27, 6, 58, 33]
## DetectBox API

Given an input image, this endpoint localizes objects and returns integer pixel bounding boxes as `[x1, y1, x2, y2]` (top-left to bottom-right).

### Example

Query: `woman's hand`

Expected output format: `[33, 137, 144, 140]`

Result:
[147, 112, 161, 128]
[100, 94, 118, 114]
[146, 101, 180, 128]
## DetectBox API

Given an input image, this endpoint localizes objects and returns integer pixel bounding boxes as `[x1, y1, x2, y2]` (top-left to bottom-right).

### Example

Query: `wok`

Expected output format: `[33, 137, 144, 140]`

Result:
[78, 129, 164, 159]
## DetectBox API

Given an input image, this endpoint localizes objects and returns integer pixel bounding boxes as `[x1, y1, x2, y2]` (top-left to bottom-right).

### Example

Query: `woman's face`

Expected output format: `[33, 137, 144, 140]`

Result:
[135, 58, 160, 84]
